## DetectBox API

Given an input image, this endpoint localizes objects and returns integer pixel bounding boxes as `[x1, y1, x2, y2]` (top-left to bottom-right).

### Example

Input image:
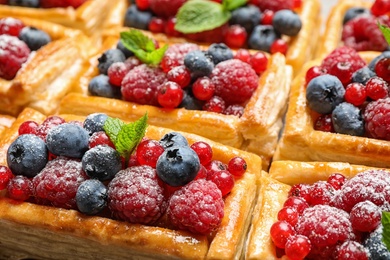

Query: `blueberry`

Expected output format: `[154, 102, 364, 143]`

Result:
[351, 66, 376, 85]
[306, 74, 345, 114]
[156, 146, 200, 187]
[76, 179, 107, 215]
[18, 26, 51, 51]
[368, 51, 390, 71]
[88, 74, 122, 99]
[343, 7, 370, 25]
[116, 40, 134, 58]
[7, 134, 48, 178]
[83, 113, 109, 136]
[229, 5, 261, 34]
[97, 49, 126, 75]
[206, 43, 234, 65]
[159, 132, 189, 149]
[179, 91, 204, 110]
[248, 25, 280, 52]
[82, 145, 122, 181]
[8, 0, 39, 7]
[363, 225, 390, 260]
[272, 10, 302, 36]
[184, 50, 214, 79]
[332, 102, 364, 136]
[124, 5, 153, 30]
[46, 123, 89, 158]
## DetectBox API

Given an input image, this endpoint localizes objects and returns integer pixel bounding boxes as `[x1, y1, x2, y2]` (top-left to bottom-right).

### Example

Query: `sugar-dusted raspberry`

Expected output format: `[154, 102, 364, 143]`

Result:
[121, 64, 167, 106]
[0, 17, 25, 36]
[364, 98, 390, 140]
[250, 0, 293, 12]
[33, 157, 88, 209]
[108, 166, 167, 224]
[320, 46, 366, 74]
[211, 59, 258, 105]
[0, 35, 31, 80]
[149, 0, 187, 18]
[161, 43, 199, 73]
[167, 179, 224, 235]
[332, 169, 390, 212]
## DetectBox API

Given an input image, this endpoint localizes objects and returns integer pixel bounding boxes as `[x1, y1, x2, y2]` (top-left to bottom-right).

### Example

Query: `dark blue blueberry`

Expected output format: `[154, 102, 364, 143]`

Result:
[18, 26, 51, 51]
[184, 50, 214, 79]
[8, 0, 39, 7]
[82, 145, 122, 181]
[351, 66, 376, 85]
[179, 91, 204, 110]
[272, 10, 302, 36]
[206, 43, 234, 65]
[88, 74, 122, 99]
[46, 123, 89, 158]
[343, 7, 370, 25]
[76, 179, 107, 215]
[159, 132, 189, 149]
[248, 25, 280, 52]
[306, 74, 345, 114]
[116, 40, 134, 58]
[332, 102, 364, 136]
[229, 4, 261, 34]
[83, 113, 109, 136]
[156, 146, 200, 187]
[363, 225, 390, 260]
[7, 134, 48, 178]
[124, 5, 153, 30]
[97, 49, 126, 75]
[368, 51, 390, 71]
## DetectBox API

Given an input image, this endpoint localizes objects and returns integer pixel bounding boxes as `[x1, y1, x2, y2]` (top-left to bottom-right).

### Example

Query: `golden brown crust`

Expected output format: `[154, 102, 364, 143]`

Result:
[0, 108, 261, 260]
[273, 51, 390, 168]
[0, 114, 14, 138]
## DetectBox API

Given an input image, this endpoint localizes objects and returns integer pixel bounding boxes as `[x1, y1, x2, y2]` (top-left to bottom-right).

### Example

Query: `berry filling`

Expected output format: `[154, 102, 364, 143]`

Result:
[2, 0, 87, 8]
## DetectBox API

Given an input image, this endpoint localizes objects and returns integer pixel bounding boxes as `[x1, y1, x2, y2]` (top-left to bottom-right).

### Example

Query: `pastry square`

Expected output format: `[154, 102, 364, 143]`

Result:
[0, 16, 95, 116]
[106, 0, 321, 75]
[273, 50, 390, 168]
[245, 160, 389, 259]
[59, 28, 293, 170]
[0, 107, 261, 259]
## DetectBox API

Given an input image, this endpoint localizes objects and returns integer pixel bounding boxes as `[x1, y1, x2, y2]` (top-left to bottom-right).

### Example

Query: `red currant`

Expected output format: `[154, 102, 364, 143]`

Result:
[305, 66, 326, 85]
[249, 51, 268, 75]
[136, 139, 165, 168]
[18, 120, 39, 135]
[350, 200, 381, 232]
[7, 175, 33, 201]
[366, 76, 389, 100]
[0, 17, 25, 36]
[375, 57, 390, 82]
[136, 0, 150, 11]
[207, 170, 234, 196]
[157, 81, 184, 108]
[285, 235, 311, 260]
[292, 0, 303, 9]
[164, 17, 181, 37]
[107, 62, 131, 87]
[327, 173, 346, 190]
[89, 131, 115, 149]
[261, 10, 274, 25]
[234, 49, 251, 63]
[167, 65, 191, 88]
[192, 76, 215, 101]
[205, 160, 227, 179]
[270, 220, 296, 248]
[148, 17, 165, 33]
[277, 206, 299, 226]
[270, 39, 288, 55]
[227, 156, 247, 177]
[223, 25, 247, 49]
[0, 166, 13, 190]
[283, 196, 309, 214]
[314, 114, 334, 132]
[203, 96, 225, 113]
[190, 141, 213, 166]
[128, 154, 140, 167]
[344, 82, 367, 106]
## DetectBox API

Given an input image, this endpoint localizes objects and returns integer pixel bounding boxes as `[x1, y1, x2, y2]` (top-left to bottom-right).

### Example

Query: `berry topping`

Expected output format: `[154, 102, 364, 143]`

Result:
[148, 0, 187, 18]
[18, 26, 51, 51]
[207, 169, 234, 196]
[248, 25, 280, 52]
[159, 131, 188, 149]
[136, 139, 165, 168]
[83, 113, 108, 136]
[336, 241, 369, 260]
[192, 76, 215, 101]
[184, 50, 214, 79]
[203, 96, 226, 113]
[161, 43, 199, 73]
[363, 225, 390, 259]
[0, 17, 25, 36]
[124, 5, 153, 30]
[364, 98, 390, 140]
[342, 7, 370, 25]
[88, 74, 122, 99]
[227, 156, 247, 177]
[0, 166, 13, 190]
[7, 175, 33, 201]
[229, 5, 261, 34]
[320, 46, 366, 73]
[331, 102, 364, 136]
[272, 9, 302, 36]
[167, 179, 224, 235]
[18, 120, 39, 135]
[250, 0, 293, 12]
[157, 81, 184, 108]
[270, 220, 296, 248]
[365, 76, 389, 101]
[350, 200, 381, 232]
[206, 43, 234, 65]
[285, 235, 311, 260]
[344, 82, 367, 106]
[190, 141, 213, 166]
[35, 115, 65, 141]
[76, 179, 107, 215]
[97, 49, 126, 75]
[107, 62, 132, 87]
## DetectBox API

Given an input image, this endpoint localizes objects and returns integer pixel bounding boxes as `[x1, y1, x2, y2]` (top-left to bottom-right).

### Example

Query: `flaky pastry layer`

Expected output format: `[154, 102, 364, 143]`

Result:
[0, 108, 261, 260]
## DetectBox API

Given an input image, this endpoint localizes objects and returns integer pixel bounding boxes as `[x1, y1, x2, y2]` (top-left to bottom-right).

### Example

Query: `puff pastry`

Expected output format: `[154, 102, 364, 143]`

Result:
[245, 160, 390, 260]
[0, 16, 96, 116]
[0, 107, 261, 260]
[59, 31, 293, 170]
[0, 114, 14, 138]
[273, 51, 390, 168]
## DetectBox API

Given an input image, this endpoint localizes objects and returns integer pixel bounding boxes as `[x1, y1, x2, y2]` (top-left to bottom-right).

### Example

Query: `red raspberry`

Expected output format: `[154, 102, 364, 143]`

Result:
[320, 46, 366, 74]
[0, 17, 25, 36]
[161, 43, 199, 73]
[35, 115, 66, 141]
[121, 64, 167, 106]
[33, 157, 88, 209]
[306, 181, 335, 206]
[342, 15, 390, 52]
[364, 98, 390, 140]
[168, 179, 224, 235]
[0, 35, 31, 80]
[108, 166, 167, 224]
[149, 0, 187, 18]
[211, 59, 258, 105]
[250, 0, 293, 12]
[7, 175, 33, 201]
[336, 241, 369, 260]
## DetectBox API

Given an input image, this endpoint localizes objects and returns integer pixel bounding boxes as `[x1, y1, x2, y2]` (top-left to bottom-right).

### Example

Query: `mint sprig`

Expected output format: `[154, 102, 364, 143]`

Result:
[175, 0, 246, 34]
[120, 29, 168, 65]
[382, 212, 390, 251]
[103, 113, 148, 163]
[379, 23, 390, 46]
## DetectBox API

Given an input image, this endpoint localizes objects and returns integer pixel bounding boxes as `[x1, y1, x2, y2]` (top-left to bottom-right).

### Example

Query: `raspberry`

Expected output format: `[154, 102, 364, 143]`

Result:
[148, 0, 187, 18]
[121, 64, 167, 106]
[0, 35, 31, 80]
[167, 179, 224, 235]
[364, 98, 390, 140]
[108, 166, 167, 224]
[365, 76, 389, 101]
[7, 175, 33, 201]
[336, 241, 369, 260]
[306, 181, 335, 206]
[0, 17, 25, 36]
[250, 0, 293, 12]
[320, 46, 366, 74]
[211, 59, 258, 105]
[161, 43, 199, 73]
[342, 15, 390, 52]
[33, 157, 88, 209]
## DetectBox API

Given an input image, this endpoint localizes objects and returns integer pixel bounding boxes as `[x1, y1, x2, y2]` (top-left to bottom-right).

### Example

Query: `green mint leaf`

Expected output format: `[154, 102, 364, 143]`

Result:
[379, 23, 390, 46]
[103, 113, 148, 162]
[120, 29, 167, 65]
[222, 0, 247, 11]
[175, 0, 231, 34]
[382, 212, 390, 251]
